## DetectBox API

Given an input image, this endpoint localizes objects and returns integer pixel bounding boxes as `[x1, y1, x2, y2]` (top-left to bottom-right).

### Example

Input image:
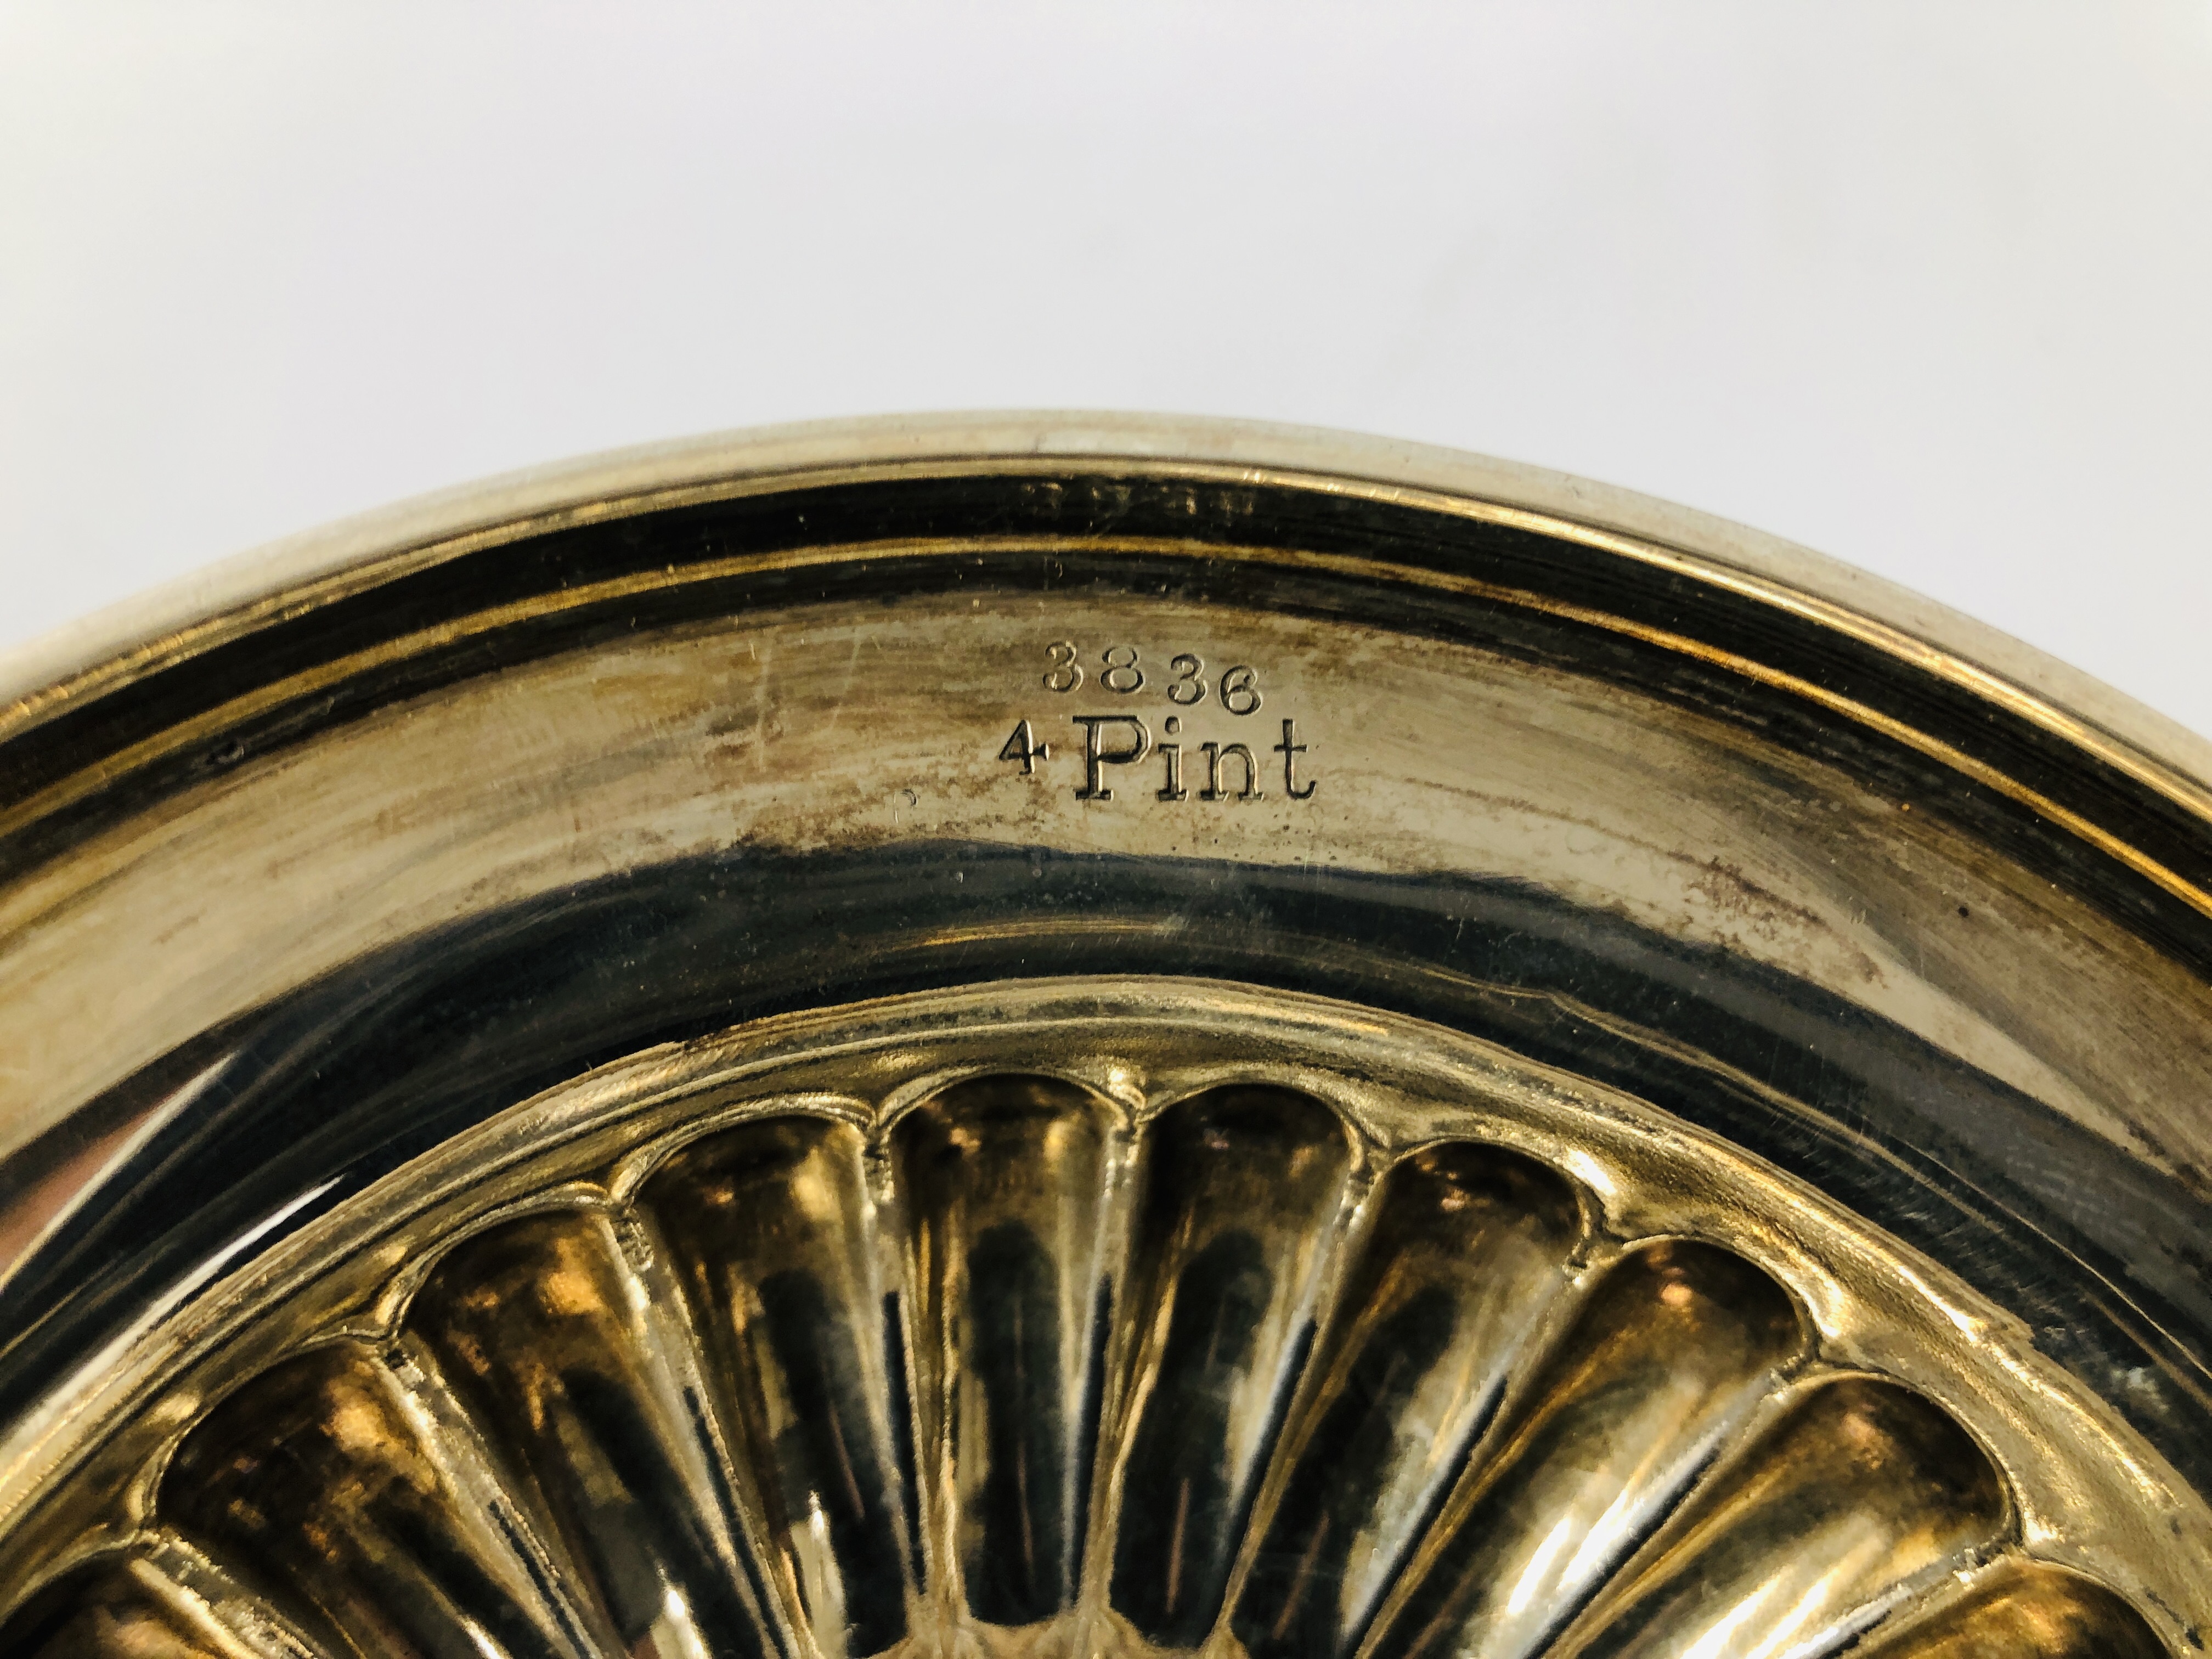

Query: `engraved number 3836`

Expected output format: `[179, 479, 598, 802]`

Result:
[1043, 642, 1259, 712]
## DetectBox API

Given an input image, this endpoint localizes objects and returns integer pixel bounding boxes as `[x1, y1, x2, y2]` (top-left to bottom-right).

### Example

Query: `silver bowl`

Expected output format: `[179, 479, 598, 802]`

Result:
[0, 417, 2204, 1659]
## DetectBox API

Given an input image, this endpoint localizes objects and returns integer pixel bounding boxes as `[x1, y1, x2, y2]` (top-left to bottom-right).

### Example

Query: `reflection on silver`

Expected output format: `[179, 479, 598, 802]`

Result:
[407, 1210, 783, 1659]
[1231, 1144, 1582, 1659]
[642, 1116, 910, 1658]
[1099, 1087, 1357, 1652]
[1366, 1241, 1803, 1659]
[3, 1054, 2170, 1659]
[1551, 1378, 2007, 1659]
[0, 1557, 241, 1659]
[894, 1076, 1118, 1646]
[1852, 1559, 2169, 1659]
[164, 1344, 595, 1659]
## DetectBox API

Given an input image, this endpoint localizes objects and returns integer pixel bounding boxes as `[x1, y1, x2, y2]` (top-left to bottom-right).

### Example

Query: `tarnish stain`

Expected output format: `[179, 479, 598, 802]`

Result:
[1684, 855, 1845, 961]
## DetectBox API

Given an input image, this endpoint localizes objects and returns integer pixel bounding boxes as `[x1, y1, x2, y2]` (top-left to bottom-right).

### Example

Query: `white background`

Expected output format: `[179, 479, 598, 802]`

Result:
[4, 4, 2208, 733]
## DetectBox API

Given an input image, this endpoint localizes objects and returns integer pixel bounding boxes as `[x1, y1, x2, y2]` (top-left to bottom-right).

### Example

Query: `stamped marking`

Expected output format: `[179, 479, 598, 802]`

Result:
[1002, 641, 1316, 804]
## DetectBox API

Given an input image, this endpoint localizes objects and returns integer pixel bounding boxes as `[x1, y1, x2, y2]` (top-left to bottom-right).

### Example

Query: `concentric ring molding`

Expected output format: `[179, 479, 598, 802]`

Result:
[3, 418, 2211, 1659]
[1, 983, 2200, 1659]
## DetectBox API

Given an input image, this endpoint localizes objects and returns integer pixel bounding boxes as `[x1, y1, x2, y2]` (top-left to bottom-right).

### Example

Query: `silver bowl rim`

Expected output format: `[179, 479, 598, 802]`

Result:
[5, 411, 2207, 822]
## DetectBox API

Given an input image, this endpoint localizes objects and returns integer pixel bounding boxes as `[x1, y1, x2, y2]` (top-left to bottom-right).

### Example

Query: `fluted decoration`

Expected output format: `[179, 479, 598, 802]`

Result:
[893, 1076, 1118, 1646]
[3, 1075, 2166, 1659]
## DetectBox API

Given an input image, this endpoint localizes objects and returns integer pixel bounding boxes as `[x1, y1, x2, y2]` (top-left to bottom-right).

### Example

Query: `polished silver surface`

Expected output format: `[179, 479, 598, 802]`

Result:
[1, 981, 2198, 1659]
[2, 419, 2209, 1659]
